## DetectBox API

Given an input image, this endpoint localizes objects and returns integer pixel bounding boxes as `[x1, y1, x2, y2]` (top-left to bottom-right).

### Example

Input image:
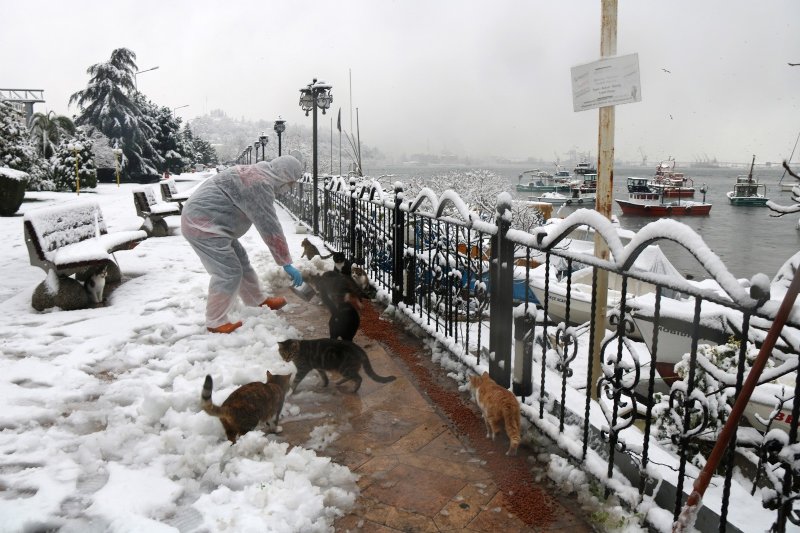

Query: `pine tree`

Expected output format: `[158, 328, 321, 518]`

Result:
[69, 48, 162, 178]
[0, 100, 37, 173]
[51, 131, 98, 192]
[179, 124, 198, 166]
[132, 93, 178, 173]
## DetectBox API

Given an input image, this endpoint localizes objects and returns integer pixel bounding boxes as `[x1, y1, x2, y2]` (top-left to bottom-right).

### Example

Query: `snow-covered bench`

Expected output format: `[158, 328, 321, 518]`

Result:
[23, 200, 148, 310]
[160, 179, 192, 206]
[133, 186, 181, 237]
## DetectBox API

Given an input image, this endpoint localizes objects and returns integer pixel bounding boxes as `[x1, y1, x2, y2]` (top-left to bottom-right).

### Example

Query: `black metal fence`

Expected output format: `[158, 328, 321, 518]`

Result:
[277, 178, 800, 533]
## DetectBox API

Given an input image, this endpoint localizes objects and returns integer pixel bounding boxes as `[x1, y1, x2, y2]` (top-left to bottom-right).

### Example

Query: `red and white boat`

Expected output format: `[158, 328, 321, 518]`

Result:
[648, 159, 695, 198]
[616, 196, 712, 216]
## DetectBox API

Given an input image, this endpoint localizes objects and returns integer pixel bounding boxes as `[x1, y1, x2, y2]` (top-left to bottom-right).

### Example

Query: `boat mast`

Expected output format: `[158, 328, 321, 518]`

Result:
[747, 154, 755, 182]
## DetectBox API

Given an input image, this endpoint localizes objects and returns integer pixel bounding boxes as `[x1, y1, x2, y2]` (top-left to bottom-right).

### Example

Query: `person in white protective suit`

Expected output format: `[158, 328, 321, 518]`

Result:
[181, 154, 305, 333]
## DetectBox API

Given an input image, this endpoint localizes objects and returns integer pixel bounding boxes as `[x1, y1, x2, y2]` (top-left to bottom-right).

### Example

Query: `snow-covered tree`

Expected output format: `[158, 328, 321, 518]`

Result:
[0, 100, 36, 173]
[27, 111, 75, 159]
[69, 48, 161, 178]
[192, 135, 218, 166]
[133, 93, 186, 173]
[51, 131, 98, 192]
[651, 339, 766, 467]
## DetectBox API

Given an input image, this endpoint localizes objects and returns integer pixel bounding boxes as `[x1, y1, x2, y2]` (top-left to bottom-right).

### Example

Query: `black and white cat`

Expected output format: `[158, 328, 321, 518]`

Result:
[84, 265, 108, 304]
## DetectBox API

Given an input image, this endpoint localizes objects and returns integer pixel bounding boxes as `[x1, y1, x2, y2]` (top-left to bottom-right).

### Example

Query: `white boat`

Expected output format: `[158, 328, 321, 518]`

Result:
[530, 244, 684, 337]
[530, 190, 596, 206]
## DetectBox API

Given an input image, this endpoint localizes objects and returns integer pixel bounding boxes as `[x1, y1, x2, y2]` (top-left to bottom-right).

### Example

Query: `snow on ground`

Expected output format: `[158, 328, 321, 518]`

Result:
[0, 174, 357, 532]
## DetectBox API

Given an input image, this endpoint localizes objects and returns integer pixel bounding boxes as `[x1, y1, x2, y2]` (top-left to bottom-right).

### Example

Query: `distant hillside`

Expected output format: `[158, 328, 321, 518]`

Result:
[188, 109, 383, 172]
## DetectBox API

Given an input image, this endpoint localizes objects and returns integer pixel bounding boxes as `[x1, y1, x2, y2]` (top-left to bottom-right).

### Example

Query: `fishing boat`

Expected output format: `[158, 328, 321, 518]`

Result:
[648, 159, 695, 198]
[727, 155, 769, 206]
[516, 169, 571, 193]
[573, 160, 597, 176]
[530, 189, 596, 206]
[626, 177, 659, 199]
[573, 172, 597, 193]
[616, 196, 712, 216]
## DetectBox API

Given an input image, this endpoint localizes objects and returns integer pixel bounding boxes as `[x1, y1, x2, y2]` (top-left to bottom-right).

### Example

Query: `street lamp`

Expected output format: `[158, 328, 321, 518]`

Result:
[172, 104, 189, 117]
[134, 66, 159, 92]
[273, 117, 286, 156]
[299, 78, 332, 235]
[259, 132, 269, 162]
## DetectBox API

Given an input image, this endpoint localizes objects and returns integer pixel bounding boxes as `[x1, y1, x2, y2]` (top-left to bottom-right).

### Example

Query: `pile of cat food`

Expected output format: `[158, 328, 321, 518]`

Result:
[358, 301, 560, 528]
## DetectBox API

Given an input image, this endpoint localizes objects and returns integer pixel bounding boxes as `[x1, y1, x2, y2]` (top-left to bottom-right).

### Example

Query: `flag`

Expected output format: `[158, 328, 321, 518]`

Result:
[336, 108, 341, 132]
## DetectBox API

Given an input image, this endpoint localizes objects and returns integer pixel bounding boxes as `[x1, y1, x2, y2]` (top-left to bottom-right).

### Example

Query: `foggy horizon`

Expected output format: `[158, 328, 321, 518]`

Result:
[2, 1, 798, 167]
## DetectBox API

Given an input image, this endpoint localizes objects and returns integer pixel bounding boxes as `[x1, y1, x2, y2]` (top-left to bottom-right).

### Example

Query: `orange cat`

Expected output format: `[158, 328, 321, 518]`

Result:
[468, 371, 521, 456]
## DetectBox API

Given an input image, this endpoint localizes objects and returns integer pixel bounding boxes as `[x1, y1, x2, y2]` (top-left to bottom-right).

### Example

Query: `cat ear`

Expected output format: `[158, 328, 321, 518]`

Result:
[267, 370, 273, 379]
[481, 371, 490, 379]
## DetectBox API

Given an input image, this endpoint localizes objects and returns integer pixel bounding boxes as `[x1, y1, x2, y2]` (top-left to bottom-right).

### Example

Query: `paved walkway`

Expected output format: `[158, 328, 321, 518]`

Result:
[277, 289, 595, 532]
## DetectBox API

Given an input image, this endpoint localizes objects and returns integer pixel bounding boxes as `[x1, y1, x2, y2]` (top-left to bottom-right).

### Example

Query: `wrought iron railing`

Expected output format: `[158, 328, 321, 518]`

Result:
[277, 179, 800, 533]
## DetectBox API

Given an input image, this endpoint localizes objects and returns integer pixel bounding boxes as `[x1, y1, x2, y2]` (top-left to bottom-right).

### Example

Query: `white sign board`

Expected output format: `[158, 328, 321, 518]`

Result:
[571, 53, 641, 112]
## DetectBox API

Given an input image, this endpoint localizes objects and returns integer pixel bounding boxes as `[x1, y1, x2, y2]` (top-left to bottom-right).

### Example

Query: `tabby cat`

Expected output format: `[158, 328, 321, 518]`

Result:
[300, 238, 332, 260]
[278, 338, 396, 393]
[468, 371, 521, 456]
[201, 371, 292, 443]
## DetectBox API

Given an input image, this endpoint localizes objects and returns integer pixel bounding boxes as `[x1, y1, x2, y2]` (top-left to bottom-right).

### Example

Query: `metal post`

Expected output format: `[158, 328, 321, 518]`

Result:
[488, 197, 514, 388]
[392, 184, 405, 305]
[590, 0, 617, 399]
[349, 177, 357, 260]
[278, 133, 282, 156]
[312, 97, 319, 235]
[513, 315, 534, 398]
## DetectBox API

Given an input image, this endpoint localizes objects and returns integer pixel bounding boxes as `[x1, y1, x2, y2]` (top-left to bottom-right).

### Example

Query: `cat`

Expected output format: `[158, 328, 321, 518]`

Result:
[331, 251, 352, 276]
[329, 294, 360, 342]
[278, 338, 396, 393]
[84, 264, 108, 304]
[468, 371, 521, 456]
[306, 271, 365, 314]
[306, 271, 364, 340]
[350, 266, 373, 297]
[201, 371, 292, 443]
[300, 238, 332, 260]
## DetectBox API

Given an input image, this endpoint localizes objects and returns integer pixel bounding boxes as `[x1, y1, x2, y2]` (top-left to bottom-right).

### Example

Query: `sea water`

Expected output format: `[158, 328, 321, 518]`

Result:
[368, 163, 798, 281]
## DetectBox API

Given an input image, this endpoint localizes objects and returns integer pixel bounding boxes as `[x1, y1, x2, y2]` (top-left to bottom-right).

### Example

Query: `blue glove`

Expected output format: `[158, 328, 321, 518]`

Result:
[283, 264, 303, 286]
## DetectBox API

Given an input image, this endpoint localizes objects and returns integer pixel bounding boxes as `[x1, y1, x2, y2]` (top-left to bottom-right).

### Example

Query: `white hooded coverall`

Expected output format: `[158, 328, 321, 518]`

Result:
[180, 156, 302, 328]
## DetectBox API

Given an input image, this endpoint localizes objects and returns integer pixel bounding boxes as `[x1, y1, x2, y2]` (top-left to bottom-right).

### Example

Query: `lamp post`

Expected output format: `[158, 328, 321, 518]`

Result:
[259, 132, 268, 162]
[253, 141, 260, 163]
[273, 117, 285, 156]
[172, 104, 189, 117]
[134, 66, 159, 92]
[299, 78, 332, 235]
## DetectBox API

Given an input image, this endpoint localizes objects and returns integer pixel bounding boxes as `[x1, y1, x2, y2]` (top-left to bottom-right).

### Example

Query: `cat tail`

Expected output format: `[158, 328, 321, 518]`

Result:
[358, 348, 396, 383]
[503, 405, 522, 454]
[320, 252, 333, 259]
[201, 375, 224, 417]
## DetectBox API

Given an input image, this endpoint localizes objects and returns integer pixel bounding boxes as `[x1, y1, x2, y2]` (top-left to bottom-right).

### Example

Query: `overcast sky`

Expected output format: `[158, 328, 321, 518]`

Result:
[2, 1, 798, 165]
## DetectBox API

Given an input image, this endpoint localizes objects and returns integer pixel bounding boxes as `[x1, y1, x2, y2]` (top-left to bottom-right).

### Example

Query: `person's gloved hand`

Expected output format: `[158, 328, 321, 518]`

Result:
[283, 264, 303, 287]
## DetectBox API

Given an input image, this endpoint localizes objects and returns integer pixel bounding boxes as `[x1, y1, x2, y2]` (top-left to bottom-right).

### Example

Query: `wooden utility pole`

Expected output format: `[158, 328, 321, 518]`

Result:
[590, 0, 618, 399]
